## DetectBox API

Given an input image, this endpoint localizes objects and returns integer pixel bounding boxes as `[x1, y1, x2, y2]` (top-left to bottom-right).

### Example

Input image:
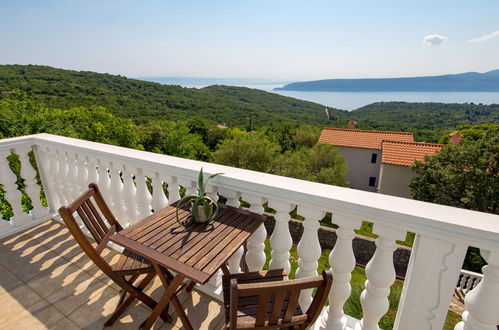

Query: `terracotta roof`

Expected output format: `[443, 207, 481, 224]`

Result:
[319, 128, 414, 150]
[381, 141, 444, 166]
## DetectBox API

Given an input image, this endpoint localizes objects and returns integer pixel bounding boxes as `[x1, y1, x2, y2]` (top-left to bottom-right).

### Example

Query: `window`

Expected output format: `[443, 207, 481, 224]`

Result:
[371, 153, 377, 163]
[368, 176, 376, 187]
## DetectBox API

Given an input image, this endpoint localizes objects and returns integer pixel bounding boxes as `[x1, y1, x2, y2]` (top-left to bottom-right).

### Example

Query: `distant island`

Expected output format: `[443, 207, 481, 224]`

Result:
[275, 70, 499, 92]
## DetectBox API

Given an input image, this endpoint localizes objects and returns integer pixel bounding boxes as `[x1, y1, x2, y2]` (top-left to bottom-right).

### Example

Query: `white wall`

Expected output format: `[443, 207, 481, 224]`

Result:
[378, 164, 415, 198]
[337, 147, 381, 192]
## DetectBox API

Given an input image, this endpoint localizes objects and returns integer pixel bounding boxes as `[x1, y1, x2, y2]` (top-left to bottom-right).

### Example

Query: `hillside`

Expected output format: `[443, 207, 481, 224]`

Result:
[0, 65, 348, 126]
[351, 102, 498, 129]
[276, 70, 499, 92]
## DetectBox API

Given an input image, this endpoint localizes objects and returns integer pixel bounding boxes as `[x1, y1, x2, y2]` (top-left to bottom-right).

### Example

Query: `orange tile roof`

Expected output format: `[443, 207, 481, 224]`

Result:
[319, 128, 414, 150]
[381, 141, 444, 166]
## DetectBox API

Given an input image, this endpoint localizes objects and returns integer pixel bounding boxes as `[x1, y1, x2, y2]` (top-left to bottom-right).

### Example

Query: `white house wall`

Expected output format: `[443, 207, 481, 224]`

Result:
[378, 163, 415, 198]
[337, 146, 381, 192]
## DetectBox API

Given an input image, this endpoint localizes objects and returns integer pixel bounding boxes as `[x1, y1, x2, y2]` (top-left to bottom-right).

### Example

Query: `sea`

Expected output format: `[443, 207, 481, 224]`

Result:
[137, 77, 499, 111]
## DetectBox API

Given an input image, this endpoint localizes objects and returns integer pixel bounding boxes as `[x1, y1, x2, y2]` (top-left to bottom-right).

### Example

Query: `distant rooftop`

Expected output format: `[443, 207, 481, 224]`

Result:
[381, 140, 444, 166]
[319, 128, 414, 150]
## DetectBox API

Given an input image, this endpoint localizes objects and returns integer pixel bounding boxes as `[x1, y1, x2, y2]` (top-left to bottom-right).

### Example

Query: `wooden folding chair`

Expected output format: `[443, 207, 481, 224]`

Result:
[222, 269, 332, 329]
[59, 183, 172, 327]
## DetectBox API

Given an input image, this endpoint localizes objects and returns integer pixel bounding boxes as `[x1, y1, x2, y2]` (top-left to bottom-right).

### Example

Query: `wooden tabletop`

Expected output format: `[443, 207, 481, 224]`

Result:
[110, 203, 264, 284]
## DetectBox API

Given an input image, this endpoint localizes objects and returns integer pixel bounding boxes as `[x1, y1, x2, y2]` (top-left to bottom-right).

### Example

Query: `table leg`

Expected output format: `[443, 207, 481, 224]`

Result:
[141, 263, 193, 330]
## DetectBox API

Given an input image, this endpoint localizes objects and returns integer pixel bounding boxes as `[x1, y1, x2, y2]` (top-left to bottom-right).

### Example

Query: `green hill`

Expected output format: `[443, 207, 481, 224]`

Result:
[0, 64, 347, 126]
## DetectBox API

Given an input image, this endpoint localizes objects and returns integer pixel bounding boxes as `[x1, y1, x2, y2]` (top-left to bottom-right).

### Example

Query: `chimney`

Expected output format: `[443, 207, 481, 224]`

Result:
[347, 120, 357, 129]
[449, 131, 464, 144]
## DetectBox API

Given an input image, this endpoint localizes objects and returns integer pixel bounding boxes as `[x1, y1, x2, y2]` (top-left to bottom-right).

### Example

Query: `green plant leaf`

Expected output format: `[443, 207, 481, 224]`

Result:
[197, 167, 205, 196]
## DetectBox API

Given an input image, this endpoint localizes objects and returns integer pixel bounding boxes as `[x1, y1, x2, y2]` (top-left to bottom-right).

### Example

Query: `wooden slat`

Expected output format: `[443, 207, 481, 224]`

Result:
[282, 290, 301, 323]
[80, 202, 106, 239]
[76, 207, 102, 243]
[157, 208, 237, 260]
[110, 232, 211, 284]
[255, 293, 269, 327]
[168, 209, 243, 262]
[200, 215, 262, 274]
[132, 207, 188, 242]
[86, 198, 109, 233]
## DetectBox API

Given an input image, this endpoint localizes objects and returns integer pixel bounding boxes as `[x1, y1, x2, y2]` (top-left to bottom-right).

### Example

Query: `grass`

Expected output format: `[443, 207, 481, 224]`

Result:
[262, 239, 461, 329]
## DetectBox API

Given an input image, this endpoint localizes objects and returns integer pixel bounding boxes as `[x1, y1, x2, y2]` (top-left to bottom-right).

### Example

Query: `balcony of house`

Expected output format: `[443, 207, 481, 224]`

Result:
[0, 133, 498, 330]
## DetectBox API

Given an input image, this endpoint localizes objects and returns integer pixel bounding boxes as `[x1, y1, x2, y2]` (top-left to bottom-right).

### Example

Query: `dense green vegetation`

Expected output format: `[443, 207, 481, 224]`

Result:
[2, 65, 498, 144]
[352, 102, 498, 142]
[0, 64, 345, 127]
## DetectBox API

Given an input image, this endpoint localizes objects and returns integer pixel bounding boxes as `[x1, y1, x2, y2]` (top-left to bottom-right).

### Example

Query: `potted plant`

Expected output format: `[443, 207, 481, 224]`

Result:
[176, 168, 223, 226]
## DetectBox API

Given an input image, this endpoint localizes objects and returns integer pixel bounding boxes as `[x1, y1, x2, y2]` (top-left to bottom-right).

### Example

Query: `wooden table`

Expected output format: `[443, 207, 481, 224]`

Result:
[110, 202, 264, 330]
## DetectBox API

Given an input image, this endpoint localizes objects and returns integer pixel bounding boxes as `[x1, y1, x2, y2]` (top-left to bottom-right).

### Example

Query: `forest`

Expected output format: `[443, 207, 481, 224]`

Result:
[1, 65, 498, 144]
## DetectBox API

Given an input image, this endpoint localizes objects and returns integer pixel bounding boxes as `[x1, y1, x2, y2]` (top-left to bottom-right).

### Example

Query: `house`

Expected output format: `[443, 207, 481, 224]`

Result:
[318, 127, 414, 192]
[378, 140, 444, 198]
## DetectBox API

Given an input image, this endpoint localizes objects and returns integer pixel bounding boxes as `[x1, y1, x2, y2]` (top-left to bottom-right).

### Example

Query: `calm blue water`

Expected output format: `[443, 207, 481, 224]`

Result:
[137, 76, 499, 111]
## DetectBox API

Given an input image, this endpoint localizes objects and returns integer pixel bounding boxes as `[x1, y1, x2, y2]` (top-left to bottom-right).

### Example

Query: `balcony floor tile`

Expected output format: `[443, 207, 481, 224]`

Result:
[0, 219, 226, 329]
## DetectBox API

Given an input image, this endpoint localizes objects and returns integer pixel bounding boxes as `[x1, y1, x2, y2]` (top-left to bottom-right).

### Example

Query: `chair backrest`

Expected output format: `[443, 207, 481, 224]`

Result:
[229, 269, 333, 329]
[59, 182, 123, 277]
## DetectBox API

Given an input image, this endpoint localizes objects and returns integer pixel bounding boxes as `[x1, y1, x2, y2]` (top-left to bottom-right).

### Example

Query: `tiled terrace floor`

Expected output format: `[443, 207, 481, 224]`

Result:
[0, 220, 225, 329]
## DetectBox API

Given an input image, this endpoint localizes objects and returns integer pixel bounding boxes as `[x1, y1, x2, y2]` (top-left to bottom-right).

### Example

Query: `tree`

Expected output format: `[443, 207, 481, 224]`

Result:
[212, 132, 280, 172]
[410, 129, 498, 214]
[271, 143, 349, 186]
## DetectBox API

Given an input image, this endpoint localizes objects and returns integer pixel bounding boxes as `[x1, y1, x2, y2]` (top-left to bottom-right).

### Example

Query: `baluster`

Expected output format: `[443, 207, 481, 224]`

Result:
[150, 172, 168, 212]
[75, 153, 88, 191]
[97, 159, 112, 205]
[67, 152, 81, 200]
[455, 249, 499, 330]
[219, 188, 243, 273]
[165, 176, 180, 205]
[0, 149, 31, 226]
[58, 150, 73, 205]
[358, 225, 405, 330]
[34, 145, 57, 212]
[242, 193, 267, 272]
[135, 168, 152, 220]
[268, 200, 294, 274]
[109, 162, 127, 226]
[322, 212, 362, 330]
[122, 166, 139, 224]
[295, 206, 324, 311]
[86, 156, 99, 186]
[16, 146, 49, 218]
[0, 213, 9, 232]
[178, 178, 197, 196]
[47, 147, 64, 208]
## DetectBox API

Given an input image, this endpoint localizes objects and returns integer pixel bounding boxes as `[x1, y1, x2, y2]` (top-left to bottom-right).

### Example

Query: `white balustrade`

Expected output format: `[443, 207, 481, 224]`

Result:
[75, 153, 89, 193]
[34, 145, 57, 212]
[165, 175, 180, 204]
[47, 147, 64, 208]
[67, 152, 82, 200]
[242, 193, 267, 272]
[150, 172, 168, 212]
[219, 188, 243, 273]
[457, 269, 483, 293]
[134, 168, 152, 220]
[456, 249, 499, 330]
[267, 199, 294, 274]
[357, 225, 406, 330]
[295, 206, 325, 311]
[322, 212, 362, 330]
[16, 146, 49, 219]
[122, 166, 139, 224]
[108, 162, 127, 226]
[0, 149, 30, 226]
[58, 150, 73, 205]
[97, 158, 111, 205]
[0, 133, 498, 329]
[86, 156, 99, 187]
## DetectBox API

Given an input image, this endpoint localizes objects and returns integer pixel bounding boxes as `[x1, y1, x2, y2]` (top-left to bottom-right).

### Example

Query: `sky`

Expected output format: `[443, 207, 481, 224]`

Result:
[1, 0, 499, 80]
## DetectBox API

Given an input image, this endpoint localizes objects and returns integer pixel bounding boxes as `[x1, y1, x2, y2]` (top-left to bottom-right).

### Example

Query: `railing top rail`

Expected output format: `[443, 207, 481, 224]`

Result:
[5, 133, 499, 249]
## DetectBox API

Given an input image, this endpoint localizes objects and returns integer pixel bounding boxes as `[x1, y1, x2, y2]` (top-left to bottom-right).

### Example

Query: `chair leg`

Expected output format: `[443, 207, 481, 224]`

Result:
[104, 272, 171, 327]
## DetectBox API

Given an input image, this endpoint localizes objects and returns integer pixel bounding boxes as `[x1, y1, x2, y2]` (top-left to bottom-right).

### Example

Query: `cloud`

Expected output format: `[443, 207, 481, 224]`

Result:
[467, 30, 499, 42]
[423, 34, 448, 46]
